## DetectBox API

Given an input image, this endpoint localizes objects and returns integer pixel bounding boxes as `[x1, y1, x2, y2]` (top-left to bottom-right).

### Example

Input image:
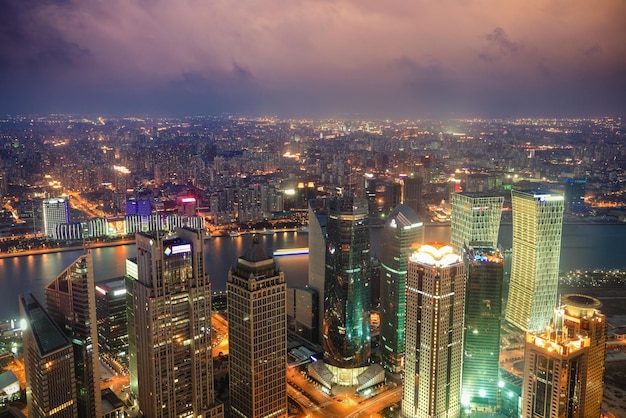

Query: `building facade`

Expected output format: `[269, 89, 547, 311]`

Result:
[95, 279, 128, 366]
[323, 195, 371, 379]
[379, 204, 424, 374]
[522, 294, 606, 418]
[450, 192, 504, 255]
[227, 238, 287, 418]
[505, 190, 564, 332]
[126, 227, 223, 418]
[45, 253, 101, 418]
[461, 245, 504, 414]
[42, 198, 70, 238]
[20, 294, 77, 418]
[402, 244, 465, 418]
[307, 198, 328, 345]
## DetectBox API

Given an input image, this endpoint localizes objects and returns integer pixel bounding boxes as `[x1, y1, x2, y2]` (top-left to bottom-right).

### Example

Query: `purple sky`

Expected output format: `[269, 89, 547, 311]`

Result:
[1, 0, 625, 118]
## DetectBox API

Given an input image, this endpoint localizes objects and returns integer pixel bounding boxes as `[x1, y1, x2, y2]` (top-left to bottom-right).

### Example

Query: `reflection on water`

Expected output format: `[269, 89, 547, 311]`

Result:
[0, 224, 624, 320]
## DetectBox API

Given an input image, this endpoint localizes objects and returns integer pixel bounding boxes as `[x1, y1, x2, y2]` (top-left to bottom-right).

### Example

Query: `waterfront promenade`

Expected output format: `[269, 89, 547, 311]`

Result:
[0, 239, 135, 259]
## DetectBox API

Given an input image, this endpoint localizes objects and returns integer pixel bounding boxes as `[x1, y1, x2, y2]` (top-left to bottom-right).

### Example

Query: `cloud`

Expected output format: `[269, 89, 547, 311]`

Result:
[1, 0, 625, 117]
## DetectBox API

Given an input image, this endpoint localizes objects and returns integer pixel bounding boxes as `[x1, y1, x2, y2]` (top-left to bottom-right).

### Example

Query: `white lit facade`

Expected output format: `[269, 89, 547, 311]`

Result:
[402, 244, 465, 418]
[506, 190, 564, 332]
[450, 192, 503, 254]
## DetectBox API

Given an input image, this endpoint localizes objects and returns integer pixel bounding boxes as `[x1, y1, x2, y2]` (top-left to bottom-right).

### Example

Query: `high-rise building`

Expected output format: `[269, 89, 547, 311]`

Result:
[384, 181, 402, 215]
[42, 198, 70, 237]
[307, 198, 328, 344]
[323, 195, 371, 379]
[564, 178, 588, 213]
[45, 253, 102, 418]
[402, 244, 465, 418]
[450, 192, 504, 255]
[126, 227, 223, 418]
[461, 245, 504, 414]
[505, 190, 564, 332]
[286, 287, 318, 344]
[521, 294, 606, 418]
[227, 237, 287, 418]
[403, 176, 423, 216]
[379, 204, 424, 374]
[19, 294, 77, 418]
[95, 278, 128, 366]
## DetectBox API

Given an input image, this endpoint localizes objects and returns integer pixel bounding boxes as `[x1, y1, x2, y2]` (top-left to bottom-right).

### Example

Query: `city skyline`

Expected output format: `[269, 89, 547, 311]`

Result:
[1, 1, 625, 118]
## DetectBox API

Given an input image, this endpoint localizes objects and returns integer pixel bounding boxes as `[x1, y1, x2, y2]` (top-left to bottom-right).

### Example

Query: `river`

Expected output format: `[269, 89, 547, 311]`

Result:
[1, 224, 625, 320]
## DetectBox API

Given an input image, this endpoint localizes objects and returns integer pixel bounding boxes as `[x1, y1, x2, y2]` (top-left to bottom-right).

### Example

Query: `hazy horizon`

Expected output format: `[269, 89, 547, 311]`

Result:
[2, 0, 625, 119]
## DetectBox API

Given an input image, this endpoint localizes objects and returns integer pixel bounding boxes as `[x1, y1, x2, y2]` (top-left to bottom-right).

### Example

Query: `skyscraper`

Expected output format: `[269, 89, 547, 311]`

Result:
[402, 176, 423, 216]
[461, 245, 504, 414]
[127, 227, 223, 418]
[323, 195, 371, 381]
[95, 278, 128, 366]
[45, 253, 101, 418]
[42, 197, 70, 237]
[450, 192, 504, 255]
[564, 178, 587, 213]
[505, 190, 564, 332]
[20, 294, 77, 418]
[379, 204, 424, 374]
[521, 294, 606, 418]
[402, 244, 465, 418]
[227, 237, 287, 418]
[307, 198, 328, 344]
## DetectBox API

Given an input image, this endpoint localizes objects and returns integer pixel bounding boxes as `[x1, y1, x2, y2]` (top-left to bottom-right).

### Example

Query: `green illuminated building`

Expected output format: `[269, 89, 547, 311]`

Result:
[379, 204, 423, 374]
[450, 192, 504, 255]
[461, 245, 504, 414]
[323, 195, 371, 379]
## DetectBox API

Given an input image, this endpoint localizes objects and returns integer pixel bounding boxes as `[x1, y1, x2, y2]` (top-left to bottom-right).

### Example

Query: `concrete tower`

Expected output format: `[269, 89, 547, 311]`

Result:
[227, 237, 287, 418]
[522, 294, 606, 418]
[45, 253, 102, 418]
[127, 227, 223, 418]
[402, 244, 465, 418]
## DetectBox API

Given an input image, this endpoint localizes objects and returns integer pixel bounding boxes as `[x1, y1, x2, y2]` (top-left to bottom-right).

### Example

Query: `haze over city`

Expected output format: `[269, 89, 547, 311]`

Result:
[2, 0, 626, 117]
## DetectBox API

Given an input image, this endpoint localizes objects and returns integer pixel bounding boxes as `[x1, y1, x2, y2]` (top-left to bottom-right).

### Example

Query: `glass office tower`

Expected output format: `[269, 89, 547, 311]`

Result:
[379, 204, 423, 374]
[461, 245, 504, 414]
[506, 190, 564, 332]
[450, 192, 503, 255]
[323, 195, 371, 379]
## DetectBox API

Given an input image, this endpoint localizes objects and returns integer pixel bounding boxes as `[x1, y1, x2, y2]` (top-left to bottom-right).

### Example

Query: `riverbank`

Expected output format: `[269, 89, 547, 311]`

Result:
[0, 239, 135, 259]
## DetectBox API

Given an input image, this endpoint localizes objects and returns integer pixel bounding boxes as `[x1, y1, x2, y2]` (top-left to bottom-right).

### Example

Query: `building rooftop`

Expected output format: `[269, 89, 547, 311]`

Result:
[20, 294, 71, 356]
[0, 371, 18, 390]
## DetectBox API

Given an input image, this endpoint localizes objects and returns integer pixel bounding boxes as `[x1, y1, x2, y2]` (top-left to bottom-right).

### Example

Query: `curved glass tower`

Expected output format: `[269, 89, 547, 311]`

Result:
[323, 195, 371, 373]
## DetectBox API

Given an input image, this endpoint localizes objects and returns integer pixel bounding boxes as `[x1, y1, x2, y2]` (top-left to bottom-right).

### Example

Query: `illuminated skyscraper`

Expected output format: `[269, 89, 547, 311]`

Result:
[45, 253, 101, 418]
[450, 192, 504, 255]
[460, 245, 504, 414]
[323, 195, 371, 380]
[379, 204, 424, 374]
[402, 244, 465, 418]
[42, 197, 70, 237]
[127, 227, 223, 418]
[521, 294, 606, 418]
[20, 294, 77, 418]
[227, 237, 287, 418]
[505, 190, 564, 332]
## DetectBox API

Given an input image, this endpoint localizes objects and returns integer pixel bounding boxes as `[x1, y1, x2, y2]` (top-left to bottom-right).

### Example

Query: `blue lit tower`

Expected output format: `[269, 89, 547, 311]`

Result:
[460, 245, 504, 414]
[379, 204, 424, 374]
[505, 190, 564, 332]
[323, 195, 371, 379]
